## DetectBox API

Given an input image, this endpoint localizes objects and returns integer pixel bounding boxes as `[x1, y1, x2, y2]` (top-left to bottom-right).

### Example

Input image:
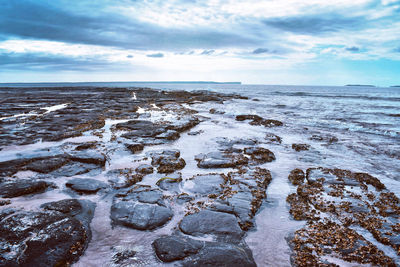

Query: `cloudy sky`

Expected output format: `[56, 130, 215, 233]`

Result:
[0, 0, 399, 85]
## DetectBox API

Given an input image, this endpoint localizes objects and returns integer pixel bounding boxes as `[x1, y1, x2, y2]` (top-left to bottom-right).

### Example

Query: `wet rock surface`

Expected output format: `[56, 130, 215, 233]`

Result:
[180, 210, 244, 241]
[1, 86, 398, 266]
[152, 235, 204, 262]
[286, 167, 400, 266]
[291, 143, 310, 151]
[288, 168, 305, 185]
[236, 114, 283, 127]
[111, 186, 173, 230]
[0, 199, 95, 267]
[66, 178, 108, 194]
[149, 149, 186, 173]
[0, 180, 52, 198]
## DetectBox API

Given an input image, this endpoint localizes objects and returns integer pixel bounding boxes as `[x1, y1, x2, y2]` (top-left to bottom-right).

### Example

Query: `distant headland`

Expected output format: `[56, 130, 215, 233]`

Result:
[345, 84, 376, 87]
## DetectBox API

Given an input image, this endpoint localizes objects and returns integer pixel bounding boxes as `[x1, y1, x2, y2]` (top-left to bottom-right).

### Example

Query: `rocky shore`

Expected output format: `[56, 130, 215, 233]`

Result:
[0, 87, 398, 266]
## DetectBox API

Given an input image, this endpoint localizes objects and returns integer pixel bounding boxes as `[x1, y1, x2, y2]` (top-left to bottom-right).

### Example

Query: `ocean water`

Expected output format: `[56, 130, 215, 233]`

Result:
[1, 83, 399, 266]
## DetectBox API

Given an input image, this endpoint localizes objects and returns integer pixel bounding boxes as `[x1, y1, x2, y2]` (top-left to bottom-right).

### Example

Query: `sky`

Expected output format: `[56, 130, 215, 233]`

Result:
[0, 0, 399, 86]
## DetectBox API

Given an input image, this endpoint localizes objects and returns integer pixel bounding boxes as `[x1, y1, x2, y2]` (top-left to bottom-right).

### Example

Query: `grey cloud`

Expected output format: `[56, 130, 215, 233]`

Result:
[346, 46, 360, 52]
[0, 1, 260, 51]
[200, 49, 215, 55]
[263, 14, 365, 34]
[146, 53, 164, 58]
[0, 52, 121, 71]
[252, 48, 269, 54]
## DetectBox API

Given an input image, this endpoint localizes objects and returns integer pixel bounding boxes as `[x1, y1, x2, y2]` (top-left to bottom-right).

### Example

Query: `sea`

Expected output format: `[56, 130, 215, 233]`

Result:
[1, 82, 399, 266]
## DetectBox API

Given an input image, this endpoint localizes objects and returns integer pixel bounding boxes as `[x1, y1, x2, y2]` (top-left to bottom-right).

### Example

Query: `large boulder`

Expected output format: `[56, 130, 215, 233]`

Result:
[0, 199, 95, 267]
[179, 210, 243, 241]
[110, 202, 173, 230]
[153, 235, 204, 262]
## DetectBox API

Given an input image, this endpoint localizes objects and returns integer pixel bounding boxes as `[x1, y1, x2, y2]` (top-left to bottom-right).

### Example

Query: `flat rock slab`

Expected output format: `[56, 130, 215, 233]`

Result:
[66, 178, 108, 194]
[0, 180, 51, 198]
[182, 174, 225, 195]
[25, 156, 69, 173]
[153, 235, 204, 262]
[111, 202, 173, 230]
[182, 242, 256, 267]
[0, 199, 95, 267]
[179, 210, 243, 241]
[68, 151, 106, 166]
[195, 152, 248, 169]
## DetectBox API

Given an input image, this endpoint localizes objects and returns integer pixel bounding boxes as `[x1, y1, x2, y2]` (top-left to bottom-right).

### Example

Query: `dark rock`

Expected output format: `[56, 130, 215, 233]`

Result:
[182, 242, 256, 267]
[0, 158, 39, 177]
[292, 143, 310, 151]
[25, 156, 69, 173]
[309, 134, 338, 144]
[244, 147, 275, 163]
[126, 143, 144, 154]
[195, 152, 248, 169]
[110, 202, 173, 230]
[75, 142, 98, 151]
[235, 115, 263, 122]
[0, 200, 11, 206]
[0, 200, 95, 267]
[50, 162, 101, 177]
[66, 178, 108, 194]
[118, 120, 167, 139]
[150, 150, 186, 173]
[236, 115, 283, 127]
[209, 109, 224, 114]
[288, 168, 305, 185]
[259, 119, 283, 127]
[112, 248, 137, 264]
[265, 133, 282, 144]
[68, 150, 106, 166]
[179, 210, 243, 241]
[153, 235, 204, 262]
[0, 180, 51, 198]
[41, 198, 82, 215]
[167, 117, 200, 133]
[183, 174, 224, 195]
[155, 130, 180, 140]
[135, 164, 154, 174]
